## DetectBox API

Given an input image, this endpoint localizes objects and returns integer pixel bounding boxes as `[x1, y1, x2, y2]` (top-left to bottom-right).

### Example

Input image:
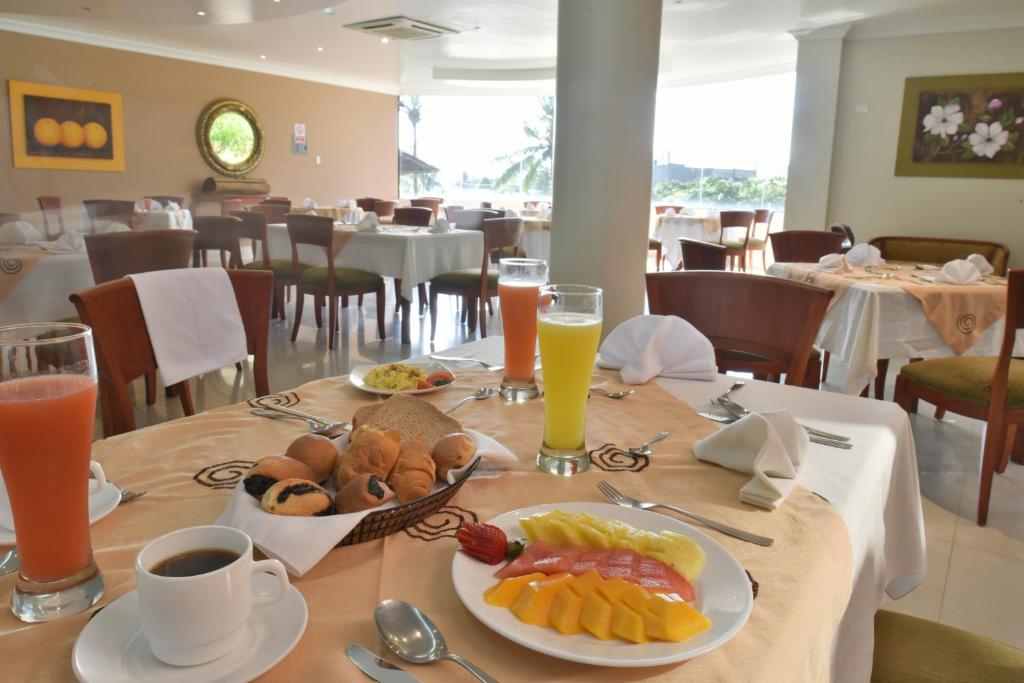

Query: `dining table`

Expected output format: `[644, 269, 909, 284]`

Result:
[768, 262, 1024, 395]
[266, 223, 484, 344]
[654, 213, 722, 269]
[518, 216, 551, 263]
[0, 243, 93, 325]
[132, 208, 193, 231]
[0, 335, 925, 682]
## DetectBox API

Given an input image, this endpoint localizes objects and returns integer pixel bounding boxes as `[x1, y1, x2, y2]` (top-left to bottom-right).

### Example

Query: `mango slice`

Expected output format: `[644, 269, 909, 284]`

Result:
[549, 587, 585, 635]
[510, 573, 572, 627]
[611, 602, 648, 643]
[568, 569, 603, 597]
[579, 592, 614, 640]
[644, 593, 712, 642]
[483, 572, 546, 608]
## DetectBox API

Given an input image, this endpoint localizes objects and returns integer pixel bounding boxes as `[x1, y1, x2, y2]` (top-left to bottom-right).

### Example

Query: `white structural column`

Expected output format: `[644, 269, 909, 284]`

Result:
[549, 0, 662, 333]
[783, 24, 850, 229]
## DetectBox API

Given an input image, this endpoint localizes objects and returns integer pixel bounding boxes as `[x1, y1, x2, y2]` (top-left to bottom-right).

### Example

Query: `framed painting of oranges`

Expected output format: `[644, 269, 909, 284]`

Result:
[8, 80, 125, 171]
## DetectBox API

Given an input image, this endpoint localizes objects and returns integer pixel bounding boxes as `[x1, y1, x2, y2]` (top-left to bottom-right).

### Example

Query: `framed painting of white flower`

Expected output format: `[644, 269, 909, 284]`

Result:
[896, 72, 1024, 179]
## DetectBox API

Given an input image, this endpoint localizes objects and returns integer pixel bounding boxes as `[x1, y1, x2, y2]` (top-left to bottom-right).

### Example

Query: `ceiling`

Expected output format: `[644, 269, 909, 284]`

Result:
[1, 0, 1022, 95]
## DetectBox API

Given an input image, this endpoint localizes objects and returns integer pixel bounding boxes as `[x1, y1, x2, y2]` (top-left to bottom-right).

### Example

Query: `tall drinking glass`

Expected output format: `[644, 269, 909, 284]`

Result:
[536, 285, 603, 476]
[0, 323, 104, 622]
[498, 258, 548, 401]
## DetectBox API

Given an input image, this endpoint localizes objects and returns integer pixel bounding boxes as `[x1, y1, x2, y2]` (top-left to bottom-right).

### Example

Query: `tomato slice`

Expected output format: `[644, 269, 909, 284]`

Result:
[426, 370, 455, 386]
[416, 379, 432, 390]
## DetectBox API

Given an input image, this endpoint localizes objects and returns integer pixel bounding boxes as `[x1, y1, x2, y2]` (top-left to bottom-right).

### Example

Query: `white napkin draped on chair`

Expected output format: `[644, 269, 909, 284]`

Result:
[357, 211, 381, 233]
[0, 221, 42, 245]
[844, 243, 885, 267]
[597, 314, 717, 383]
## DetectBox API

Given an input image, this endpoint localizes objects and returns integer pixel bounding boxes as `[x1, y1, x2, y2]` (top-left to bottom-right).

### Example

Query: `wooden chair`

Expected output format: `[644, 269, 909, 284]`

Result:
[221, 198, 245, 215]
[655, 205, 684, 215]
[251, 202, 289, 226]
[769, 230, 844, 263]
[677, 238, 727, 270]
[0, 212, 21, 225]
[480, 201, 493, 209]
[869, 235, 1010, 275]
[452, 209, 502, 229]
[232, 210, 294, 320]
[649, 239, 663, 271]
[37, 196, 64, 239]
[646, 271, 833, 387]
[717, 210, 757, 271]
[429, 217, 524, 341]
[748, 209, 773, 270]
[84, 230, 195, 284]
[144, 195, 184, 207]
[192, 215, 243, 269]
[83, 199, 136, 230]
[373, 200, 398, 219]
[287, 214, 385, 349]
[829, 224, 855, 253]
[410, 197, 443, 217]
[260, 198, 291, 206]
[70, 269, 271, 437]
[355, 197, 380, 212]
[393, 206, 433, 227]
[895, 268, 1024, 525]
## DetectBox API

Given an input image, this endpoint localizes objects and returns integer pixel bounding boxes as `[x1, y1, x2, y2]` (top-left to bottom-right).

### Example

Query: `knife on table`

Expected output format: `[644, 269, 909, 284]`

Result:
[347, 643, 421, 683]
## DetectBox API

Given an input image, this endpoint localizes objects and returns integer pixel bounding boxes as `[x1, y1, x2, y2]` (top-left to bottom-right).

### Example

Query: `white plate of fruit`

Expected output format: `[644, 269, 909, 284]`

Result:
[451, 502, 753, 667]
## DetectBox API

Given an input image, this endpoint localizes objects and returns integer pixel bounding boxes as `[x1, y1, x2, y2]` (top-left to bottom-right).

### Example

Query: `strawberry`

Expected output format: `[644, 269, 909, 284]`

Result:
[456, 522, 509, 565]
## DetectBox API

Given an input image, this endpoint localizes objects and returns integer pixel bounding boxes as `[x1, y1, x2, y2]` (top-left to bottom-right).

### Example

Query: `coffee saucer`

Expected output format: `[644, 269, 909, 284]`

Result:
[0, 480, 120, 545]
[72, 573, 307, 683]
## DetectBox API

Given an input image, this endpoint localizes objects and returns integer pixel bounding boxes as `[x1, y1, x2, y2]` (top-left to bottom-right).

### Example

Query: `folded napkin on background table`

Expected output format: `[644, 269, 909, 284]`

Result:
[166, 201, 180, 211]
[597, 314, 717, 383]
[0, 221, 42, 245]
[93, 221, 131, 234]
[430, 217, 452, 234]
[357, 211, 380, 233]
[816, 253, 851, 273]
[53, 231, 85, 253]
[215, 429, 517, 576]
[128, 268, 248, 387]
[694, 410, 807, 509]
[934, 259, 982, 284]
[663, 208, 677, 217]
[845, 243, 885, 267]
[966, 253, 994, 276]
[300, 197, 317, 209]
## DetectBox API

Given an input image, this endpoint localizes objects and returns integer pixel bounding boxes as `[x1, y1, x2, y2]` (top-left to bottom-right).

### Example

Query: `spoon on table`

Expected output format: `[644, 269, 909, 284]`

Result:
[628, 430, 671, 456]
[375, 599, 498, 683]
[443, 387, 494, 414]
[590, 386, 635, 399]
[249, 409, 350, 437]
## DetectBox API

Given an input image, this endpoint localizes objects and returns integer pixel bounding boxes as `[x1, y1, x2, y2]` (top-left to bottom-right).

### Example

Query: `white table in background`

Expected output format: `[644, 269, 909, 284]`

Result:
[0, 249, 93, 324]
[420, 335, 926, 683]
[655, 214, 721, 268]
[133, 209, 193, 231]
[518, 217, 551, 263]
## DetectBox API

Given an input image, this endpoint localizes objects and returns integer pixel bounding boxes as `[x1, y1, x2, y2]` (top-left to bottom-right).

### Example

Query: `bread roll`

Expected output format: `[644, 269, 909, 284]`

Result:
[388, 439, 436, 504]
[334, 426, 401, 490]
[285, 434, 337, 483]
[431, 432, 476, 481]
[261, 478, 333, 516]
[335, 473, 396, 513]
[244, 455, 316, 499]
[352, 403, 382, 429]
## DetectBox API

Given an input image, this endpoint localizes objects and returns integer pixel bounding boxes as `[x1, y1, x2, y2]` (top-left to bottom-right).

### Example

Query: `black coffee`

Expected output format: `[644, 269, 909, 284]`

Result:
[150, 549, 240, 577]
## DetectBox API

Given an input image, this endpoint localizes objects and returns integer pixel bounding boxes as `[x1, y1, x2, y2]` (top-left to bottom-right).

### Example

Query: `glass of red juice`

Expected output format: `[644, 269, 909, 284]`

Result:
[0, 323, 104, 622]
[498, 258, 548, 401]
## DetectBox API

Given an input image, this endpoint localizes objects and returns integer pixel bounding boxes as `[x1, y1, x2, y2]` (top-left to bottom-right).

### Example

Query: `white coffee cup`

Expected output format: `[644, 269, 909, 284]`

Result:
[135, 525, 289, 666]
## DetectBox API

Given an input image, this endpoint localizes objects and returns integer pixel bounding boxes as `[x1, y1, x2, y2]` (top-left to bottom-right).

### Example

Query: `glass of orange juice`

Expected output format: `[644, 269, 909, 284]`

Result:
[536, 285, 603, 476]
[498, 258, 548, 401]
[0, 323, 104, 622]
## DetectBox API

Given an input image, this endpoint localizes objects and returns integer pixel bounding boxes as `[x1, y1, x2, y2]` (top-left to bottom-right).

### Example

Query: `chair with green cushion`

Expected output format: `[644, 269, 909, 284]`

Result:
[872, 610, 1024, 682]
[894, 268, 1024, 525]
[192, 215, 243, 270]
[718, 210, 757, 271]
[287, 214, 385, 349]
[231, 210, 293, 321]
[429, 217, 523, 341]
[721, 347, 824, 390]
[747, 208, 773, 271]
[869, 235, 1009, 275]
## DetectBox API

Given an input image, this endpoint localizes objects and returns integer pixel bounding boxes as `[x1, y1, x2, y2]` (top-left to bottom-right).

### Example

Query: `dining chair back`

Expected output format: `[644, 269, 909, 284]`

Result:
[452, 209, 502, 229]
[220, 199, 245, 214]
[717, 210, 756, 270]
[70, 269, 271, 436]
[84, 230, 195, 284]
[678, 238, 727, 270]
[229, 211, 271, 267]
[869, 235, 1010, 275]
[829, 224, 855, 253]
[410, 198, 443, 217]
[646, 271, 833, 386]
[83, 199, 136, 229]
[37, 196, 64, 239]
[769, 230, 844, 263]
[144, 195, 184, 207]
[192, 215, 243, 269]
[355, 197, 380, 212]
[252, 202, 289, 225]
[261, 198, 291, 206]
[0, 212, 21, 225]
[393, 206, 434, 227]
[373, 200, 398, 218]
[655, 205, 684, 215]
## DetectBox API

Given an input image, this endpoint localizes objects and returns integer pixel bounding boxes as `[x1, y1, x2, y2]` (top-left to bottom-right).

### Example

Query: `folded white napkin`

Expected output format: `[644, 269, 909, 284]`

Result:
[215, 429, 517, 576]
[93, 221, 131, 234]
[357, 211, 380, 233]
[166, 201, 180, 211]
[430, 217, 452, 234]
[663, 208, 677, 217]
[966, 253, 994, 276]
[935, 259, 982, 284]
[597, 314, 717, 383]
[336, 199, 351, 207]
[300, 197, 317, 209]
[0, 221, 42, 245]
[694, 410, 807, 509]
[127, 268, 248, 387]
[844, 243, 885, 267]
[816, 253, 851, 272]
[54, 231, 86, 253]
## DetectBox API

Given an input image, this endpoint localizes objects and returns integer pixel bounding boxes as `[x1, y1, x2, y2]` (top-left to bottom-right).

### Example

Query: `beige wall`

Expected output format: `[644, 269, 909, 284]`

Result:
[0, 30, 398, 214]
[824, 27, 1024, 264]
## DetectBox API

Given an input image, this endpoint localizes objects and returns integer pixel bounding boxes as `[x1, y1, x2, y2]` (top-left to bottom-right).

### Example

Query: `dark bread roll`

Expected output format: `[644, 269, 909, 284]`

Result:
[243, 455, 316, 499]
[261, 478, 333, 516]
[285, 434, 337, 483]
[335, 473, 396, 513]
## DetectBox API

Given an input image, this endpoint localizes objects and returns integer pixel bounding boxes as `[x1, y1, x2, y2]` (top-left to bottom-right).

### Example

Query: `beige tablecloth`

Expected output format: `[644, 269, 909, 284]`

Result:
[0, 244, 53, 300]
[0, 370, 852, 682]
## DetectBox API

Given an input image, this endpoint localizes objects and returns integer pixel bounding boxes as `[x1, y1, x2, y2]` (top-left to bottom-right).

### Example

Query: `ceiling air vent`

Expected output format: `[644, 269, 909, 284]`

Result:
[344, 16, 459, 41]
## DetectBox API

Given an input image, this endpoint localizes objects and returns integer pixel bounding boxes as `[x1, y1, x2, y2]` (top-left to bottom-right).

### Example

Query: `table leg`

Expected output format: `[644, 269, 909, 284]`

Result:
[395, 278, 411, 344]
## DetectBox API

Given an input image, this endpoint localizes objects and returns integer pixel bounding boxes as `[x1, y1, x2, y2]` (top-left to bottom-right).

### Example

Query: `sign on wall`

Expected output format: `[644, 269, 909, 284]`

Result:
[293, 122, 307, 155]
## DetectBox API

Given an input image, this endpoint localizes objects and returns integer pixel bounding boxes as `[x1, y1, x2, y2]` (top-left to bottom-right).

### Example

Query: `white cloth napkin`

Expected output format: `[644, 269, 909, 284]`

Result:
[93, 221, 131, 234]
[54, 231, 86, 253]
[934, 259, 982, 284]
[597, 314, 717, 383]
[215, 429, 517, 576]
[663, 208, 677, 217]
[845, 243, 885, 267]
[357, 211, 380, 233]
[300, 197, 317, 209]
[0, 221, 42, 245]
[430, 217, 452, 234]
[336, 198, 351, 207]
[694, 410, 807, 509]
[127, 268, 248, 387]
[816, 253, 851, 273]
[166, 201, 180, 211]
[966, 253, 994, 276]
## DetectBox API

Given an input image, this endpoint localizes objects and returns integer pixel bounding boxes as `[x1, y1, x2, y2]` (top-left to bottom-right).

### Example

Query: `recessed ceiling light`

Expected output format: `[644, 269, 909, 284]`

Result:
[259, 54, 267, 60]
[381, 37, 390, 44]
[316, 46, 324, 52]
[196, 10, 205, 16]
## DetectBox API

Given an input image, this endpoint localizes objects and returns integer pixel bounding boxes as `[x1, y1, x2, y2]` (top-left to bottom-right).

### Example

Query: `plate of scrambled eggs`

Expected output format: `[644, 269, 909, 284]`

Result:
[350, 361, 457, 395]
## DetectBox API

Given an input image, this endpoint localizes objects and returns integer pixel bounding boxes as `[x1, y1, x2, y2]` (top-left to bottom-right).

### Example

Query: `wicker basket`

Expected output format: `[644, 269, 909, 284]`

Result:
[337, 458, 480, 546]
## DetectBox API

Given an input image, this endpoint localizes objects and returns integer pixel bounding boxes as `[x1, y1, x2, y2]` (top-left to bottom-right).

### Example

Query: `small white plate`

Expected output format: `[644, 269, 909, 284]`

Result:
[0, 476, 120, 545]
[72, 573, 308, 683]
[349, 361, 456, 396]
[452, 502, 753, 668]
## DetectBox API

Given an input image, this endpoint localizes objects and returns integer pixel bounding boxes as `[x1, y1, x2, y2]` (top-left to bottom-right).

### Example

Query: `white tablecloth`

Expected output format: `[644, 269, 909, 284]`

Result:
[768, 262, 1024, 394]
[520, 229, 551, 263]
[133, 209, 192, 231]
[416, 335, 926, 683]
[655, 214, 721, 268]
[0, 250, 93, 324]
[266, 223, 483, 300]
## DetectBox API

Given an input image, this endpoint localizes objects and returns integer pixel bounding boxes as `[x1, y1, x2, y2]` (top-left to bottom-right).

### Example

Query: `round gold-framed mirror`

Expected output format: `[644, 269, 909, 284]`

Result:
[196, 98, 265, 177]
